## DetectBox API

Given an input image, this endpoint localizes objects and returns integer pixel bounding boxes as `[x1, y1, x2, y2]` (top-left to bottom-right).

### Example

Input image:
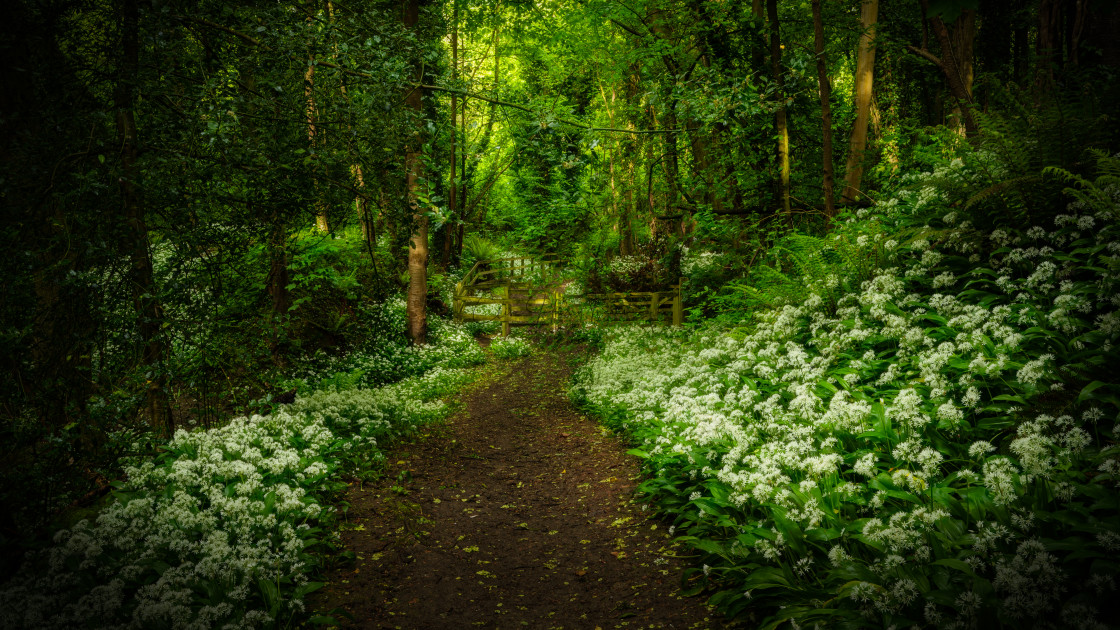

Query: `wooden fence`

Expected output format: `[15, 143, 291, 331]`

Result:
[453, 257, 564, 336]
[453, 257, 682, 334]
[581, 286, 683, 326]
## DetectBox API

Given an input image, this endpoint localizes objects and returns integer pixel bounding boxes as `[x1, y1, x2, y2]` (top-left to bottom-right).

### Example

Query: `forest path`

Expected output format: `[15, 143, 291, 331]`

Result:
[314, 347, 721, 629]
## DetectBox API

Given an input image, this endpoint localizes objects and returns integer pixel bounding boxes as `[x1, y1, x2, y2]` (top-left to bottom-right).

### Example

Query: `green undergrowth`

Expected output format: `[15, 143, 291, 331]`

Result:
[573, 153, 1120, 628]
[0, 311, 500, 629]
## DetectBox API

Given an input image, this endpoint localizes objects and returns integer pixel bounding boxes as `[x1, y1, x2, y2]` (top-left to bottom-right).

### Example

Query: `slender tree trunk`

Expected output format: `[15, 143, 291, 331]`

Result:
[443, 0, 458, 269]
[663, 104, 682, 218]
[116, 0, 172, 437]
[752, 0, 766, 74]
[267, 216, 290, 316]
[946, 10, 976, 135]
[356, 164, 373, 241]
[1013, 22, 1029, 82]
[842, 0, 878, 203]
[1067, 0, 1088, 67]
[1037, 0, 1060, 89]
[599, 82, 623, 253]
[812, 0, 835, 217]
[403, 0, 427, 344]
[458, 72, 467, 254]
[305, 62, 329, 232]
[767, 0, 791, 216]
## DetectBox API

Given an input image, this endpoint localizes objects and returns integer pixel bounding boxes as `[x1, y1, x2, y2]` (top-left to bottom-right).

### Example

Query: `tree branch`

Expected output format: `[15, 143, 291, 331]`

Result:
[609, 18, 647, 38]
[906, 45, 944, 68]
[418, 85, 681, 134]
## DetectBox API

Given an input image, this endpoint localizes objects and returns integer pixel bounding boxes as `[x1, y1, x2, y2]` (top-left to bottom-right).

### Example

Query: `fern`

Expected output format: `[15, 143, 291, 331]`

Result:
[1043, 150, 1120, 217]
[461, 234, 504, 263]
[964, 174, 1041, 211]
[964, 79, 1117, 225]
[719, 226, 887, 319]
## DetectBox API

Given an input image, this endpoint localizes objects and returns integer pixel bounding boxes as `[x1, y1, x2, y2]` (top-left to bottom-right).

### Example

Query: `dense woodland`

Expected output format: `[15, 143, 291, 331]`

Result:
[2, 0, 1120, 627]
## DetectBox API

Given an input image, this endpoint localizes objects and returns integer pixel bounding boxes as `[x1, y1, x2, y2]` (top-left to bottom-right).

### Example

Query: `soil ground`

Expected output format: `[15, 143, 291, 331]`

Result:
[313, 347, 723, 629]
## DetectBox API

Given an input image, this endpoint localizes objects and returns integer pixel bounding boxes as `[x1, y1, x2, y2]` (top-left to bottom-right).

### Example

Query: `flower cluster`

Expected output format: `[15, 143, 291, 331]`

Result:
[282, 309, 486, 393]
[489, 336, 533, 359]
[0, 318, 483, 629]
[573, 168, 1120, 626]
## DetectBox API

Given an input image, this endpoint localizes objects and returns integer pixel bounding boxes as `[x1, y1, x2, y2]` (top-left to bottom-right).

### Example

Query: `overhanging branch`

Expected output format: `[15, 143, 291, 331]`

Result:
[418, 84, 680, 134]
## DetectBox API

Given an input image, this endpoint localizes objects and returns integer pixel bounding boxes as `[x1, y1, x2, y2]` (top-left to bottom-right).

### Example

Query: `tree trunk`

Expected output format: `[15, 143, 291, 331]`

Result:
[1066, 0, 1088, 68]
[267, 218, 290, 317]
[928, 12, 978, 135]
[443, 0, 458, 269]
[305, 61, 329, 232]
[356, 164, 373, 243]
[663, 104, 682, 224]
[812, 0, 836, 217]
[1013, 21, 1029, 82]
[403, 0, 427, 344]
[265, 211, 290, 363]
[1037, 0, 1061, 89]
[945, 10, 977, 135]
[752, 0, 766, 75]
[767, 0, 791, 217]
[116, 0, 172, 437]
[842, 0, 877, 203]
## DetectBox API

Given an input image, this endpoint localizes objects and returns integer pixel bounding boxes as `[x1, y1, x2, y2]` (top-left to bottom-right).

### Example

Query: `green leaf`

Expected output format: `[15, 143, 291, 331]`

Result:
[258, 578, 281, 615]
[1078, 381, 1110, 404]
[931, 558, 975, 575]
[693, 498, 727, 516]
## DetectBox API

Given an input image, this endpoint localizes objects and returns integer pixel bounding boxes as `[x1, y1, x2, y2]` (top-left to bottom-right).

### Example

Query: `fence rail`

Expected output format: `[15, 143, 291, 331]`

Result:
[453, 256, 681, 334]
[581, 287, 683, 326]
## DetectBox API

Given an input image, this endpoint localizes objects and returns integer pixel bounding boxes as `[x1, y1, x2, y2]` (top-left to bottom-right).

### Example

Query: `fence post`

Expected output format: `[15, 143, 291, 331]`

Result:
[552, 289, 559, 332]
[649, 292, 660, 324]
[453, 282, 463, 320]
[672, 289, 683, 326]
[502, 298, 511, 337]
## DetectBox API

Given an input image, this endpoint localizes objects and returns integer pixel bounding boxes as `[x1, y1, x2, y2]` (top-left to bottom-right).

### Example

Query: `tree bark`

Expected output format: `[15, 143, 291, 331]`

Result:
[403, 0, 427, 344]
[305, 61, 329, 232]
[766, 0, 791, 217]
[116, 0, 172, 437]
[943, 9, 976, 135]
[1037, 0, 1061, 89]
[927, 11, 978, 136]
[267, 217, 290, 317]
[1067, 0, 1088, 67]
[443, 0, 458, 269]
[842, 0, 877, 203]
[752, 0, 766, 75]
[812, 0, 835, 217]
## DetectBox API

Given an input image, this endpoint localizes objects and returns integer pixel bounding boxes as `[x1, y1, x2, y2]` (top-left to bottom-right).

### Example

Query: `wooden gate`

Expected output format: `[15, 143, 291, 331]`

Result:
[452, 257, 564, 336]
[453, 257, 682, 334]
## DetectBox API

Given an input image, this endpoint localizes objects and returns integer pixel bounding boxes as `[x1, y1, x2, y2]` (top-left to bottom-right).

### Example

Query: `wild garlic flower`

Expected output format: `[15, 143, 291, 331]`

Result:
[1016, 354, 1053, 387]
[983, 457, 1021, 505]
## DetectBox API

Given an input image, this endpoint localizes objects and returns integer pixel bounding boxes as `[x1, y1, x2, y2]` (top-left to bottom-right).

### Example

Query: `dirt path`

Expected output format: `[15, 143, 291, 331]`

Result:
[314, 349, 721, 629]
